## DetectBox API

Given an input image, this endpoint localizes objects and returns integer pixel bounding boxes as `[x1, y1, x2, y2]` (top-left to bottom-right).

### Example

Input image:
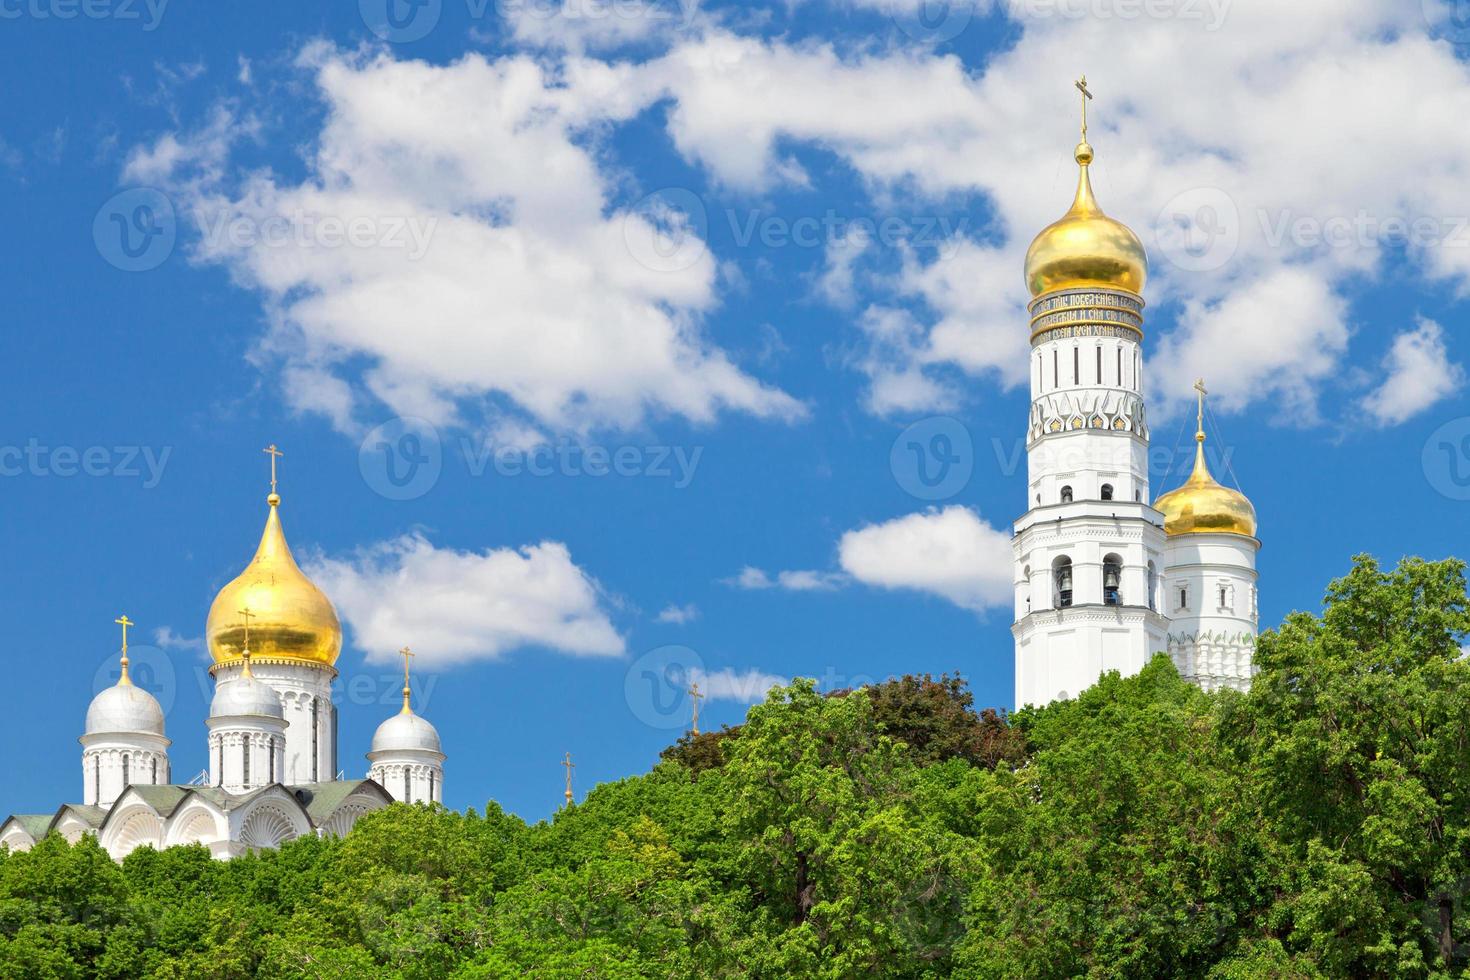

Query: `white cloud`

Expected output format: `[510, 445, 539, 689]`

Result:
[128, 46, 802, 437]
[1148, 266, 1350, 420]
[656, 602, 700, 624]
[690, 666, 789, 704]
[723, 565, 846, 591]
[838, 506, 1013, 612]
[776, 569, 846, 591]
[306, 534, 625, 667]
[1362, 318, 1465, 427]
[499, 0, 703, 51]
[851, 305, 960, 416]
[814, 226, 871, 308]
[152, 627, 204, 655]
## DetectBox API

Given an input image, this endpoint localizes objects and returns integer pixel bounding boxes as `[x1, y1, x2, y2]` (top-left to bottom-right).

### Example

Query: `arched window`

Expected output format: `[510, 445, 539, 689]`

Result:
[243, 741, 251, 787]
[121, 754, 129, 790]
[1060, 485, 1074, 503]
[404, 769, 412, 803]
[1147, 562, 1157, 611]
[1022, 565, 1032, 613]
[1053, 556, 1074, 609]
[429, 770, 437, 803]
[1101, 483, 1114, 501]
[1103, 554, 1123, 605]
[1178, 586, 1189, 611]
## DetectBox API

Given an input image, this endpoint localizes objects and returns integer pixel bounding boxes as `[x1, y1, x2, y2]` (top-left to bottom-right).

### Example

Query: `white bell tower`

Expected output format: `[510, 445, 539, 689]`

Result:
[1012, 80, 1169, 707]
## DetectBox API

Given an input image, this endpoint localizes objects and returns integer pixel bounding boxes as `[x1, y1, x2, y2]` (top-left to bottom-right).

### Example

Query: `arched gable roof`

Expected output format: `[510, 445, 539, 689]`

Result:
[47, 803, 107, 837]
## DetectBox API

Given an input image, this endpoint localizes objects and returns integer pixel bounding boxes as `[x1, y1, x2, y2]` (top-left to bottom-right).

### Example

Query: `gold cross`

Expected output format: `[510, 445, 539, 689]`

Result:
[563, 751, 575, 807]
[1075, 76, 1094, 139]
[1193, 378, 1208, 435]
[688, 681, 704, 736]
[262, 444, 283, 495]
[114, 614, 135, 685]
[114, 614, 134, 654]
[399, 646, 415, 712]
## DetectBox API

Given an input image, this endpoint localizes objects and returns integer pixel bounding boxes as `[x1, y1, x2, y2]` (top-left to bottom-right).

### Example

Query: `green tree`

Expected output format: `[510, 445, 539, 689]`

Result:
[1223, 554, 1470, 975]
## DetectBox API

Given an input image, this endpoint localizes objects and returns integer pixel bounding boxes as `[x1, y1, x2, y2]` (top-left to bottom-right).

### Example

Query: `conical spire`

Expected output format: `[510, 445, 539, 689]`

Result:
[205, 446, 342, 667]
[1023, 76, 1148, 299]
[1152, 380, 1257, 537]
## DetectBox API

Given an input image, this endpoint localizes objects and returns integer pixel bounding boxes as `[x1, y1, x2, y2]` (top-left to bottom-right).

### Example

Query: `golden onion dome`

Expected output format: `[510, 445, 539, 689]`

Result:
[1153, 431, 1257, 538]
[206, 493, 342, 669]
[1024, 140, 1148, 298]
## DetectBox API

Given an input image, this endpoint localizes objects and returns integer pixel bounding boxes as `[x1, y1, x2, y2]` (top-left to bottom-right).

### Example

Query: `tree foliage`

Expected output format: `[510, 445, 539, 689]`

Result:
[4, 554, 1470, 977]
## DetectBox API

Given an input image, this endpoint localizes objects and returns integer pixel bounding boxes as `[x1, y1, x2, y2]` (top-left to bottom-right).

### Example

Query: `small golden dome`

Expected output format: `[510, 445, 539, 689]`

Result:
[1024, 141, 1148, 298]
[206, 495, 342, 669]
[1153, 433, 1256, 538]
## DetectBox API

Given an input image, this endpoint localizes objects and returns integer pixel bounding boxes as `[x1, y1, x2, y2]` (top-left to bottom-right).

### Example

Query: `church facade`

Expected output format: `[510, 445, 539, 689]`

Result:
[1011, 105, 1260, 707]
[0, 480, 447, 860]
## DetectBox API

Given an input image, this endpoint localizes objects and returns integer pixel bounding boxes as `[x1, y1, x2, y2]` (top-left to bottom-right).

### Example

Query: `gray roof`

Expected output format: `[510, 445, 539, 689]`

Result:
[123, 785, 190, 817]
[288, 780, 390, 823]
[50, 804, 108, 829]
[10, 780, 392, 839]
[2, 815, 52, 840]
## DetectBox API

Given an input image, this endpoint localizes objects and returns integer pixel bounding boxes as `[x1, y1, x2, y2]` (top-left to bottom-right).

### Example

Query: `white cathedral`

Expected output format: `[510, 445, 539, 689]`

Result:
[0, 477, 448, 859]
[1012, 104, 1260, 707]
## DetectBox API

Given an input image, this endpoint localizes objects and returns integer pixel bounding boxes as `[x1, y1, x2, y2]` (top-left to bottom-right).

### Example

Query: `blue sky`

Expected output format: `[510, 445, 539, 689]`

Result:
[3, 0, 1470, 822]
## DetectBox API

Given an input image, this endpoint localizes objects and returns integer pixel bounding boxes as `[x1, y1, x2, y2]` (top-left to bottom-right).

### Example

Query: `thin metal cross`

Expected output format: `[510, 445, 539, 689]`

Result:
[1075, 76, 1093, 139]
[688, 681, 704, 735]
[263, 444, 283, 495]
[400, 646, 414, 686]
[563, 752, 575, 807]
[399, 646, 414, 710]
[1194, 377, 1208, 433]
